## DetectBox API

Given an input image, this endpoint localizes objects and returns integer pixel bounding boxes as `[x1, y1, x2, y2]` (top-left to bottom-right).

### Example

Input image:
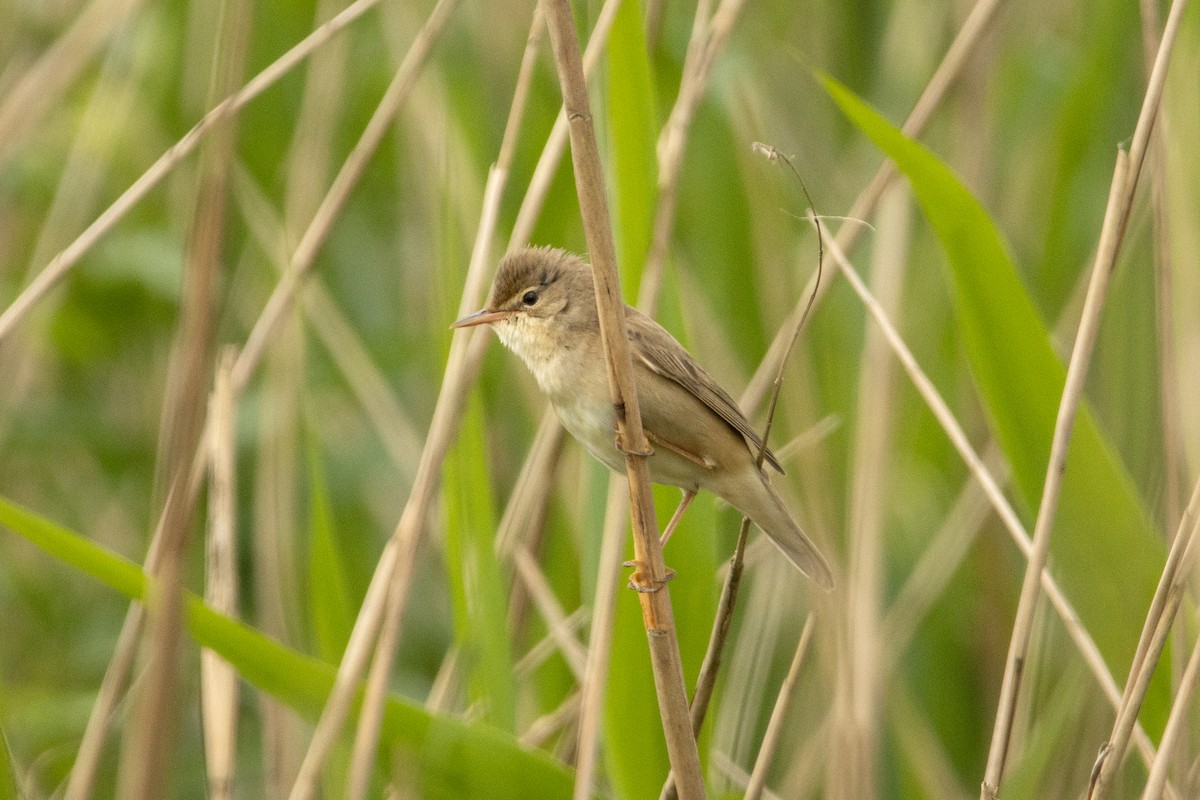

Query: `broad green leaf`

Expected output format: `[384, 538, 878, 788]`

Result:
[444, 393, 517, 731]
[821, 76, 1163, 686]
[306, 432, 355, 664]
[605, 0, 657, 296]
[0, 497, 573, 800]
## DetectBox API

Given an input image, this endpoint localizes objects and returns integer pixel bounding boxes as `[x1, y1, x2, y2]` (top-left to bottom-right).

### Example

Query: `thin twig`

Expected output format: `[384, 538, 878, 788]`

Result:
[744, 616, 816, 800]
[983, 2, 1188, 792]
[541, 1, 705, 798]
[743, 0, 1007, 412]
[661, 145, 825, 800]
[0, 0, 386, 346]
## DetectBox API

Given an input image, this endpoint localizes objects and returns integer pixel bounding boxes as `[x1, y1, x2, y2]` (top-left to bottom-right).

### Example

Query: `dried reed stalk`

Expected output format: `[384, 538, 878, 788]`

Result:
[201, 350, 241, 800]
[541, 1, 705, 797]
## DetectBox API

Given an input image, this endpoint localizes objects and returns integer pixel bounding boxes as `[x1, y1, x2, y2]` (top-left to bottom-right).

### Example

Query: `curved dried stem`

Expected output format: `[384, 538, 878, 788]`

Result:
[743, 0, 1007, 412]
[661, 145, 825, 800]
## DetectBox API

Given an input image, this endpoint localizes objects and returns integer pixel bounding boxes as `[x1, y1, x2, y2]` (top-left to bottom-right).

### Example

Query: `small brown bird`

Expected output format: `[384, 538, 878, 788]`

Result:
[453, 246, 832, 589]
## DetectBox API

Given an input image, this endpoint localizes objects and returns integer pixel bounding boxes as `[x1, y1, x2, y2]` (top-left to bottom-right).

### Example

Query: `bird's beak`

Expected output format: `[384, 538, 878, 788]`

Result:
[450, 308, 511, 329]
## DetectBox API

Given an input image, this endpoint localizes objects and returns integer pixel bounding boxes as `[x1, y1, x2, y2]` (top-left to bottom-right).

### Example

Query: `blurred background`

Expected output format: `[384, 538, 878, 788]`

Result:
[0, 0, 1197, 797]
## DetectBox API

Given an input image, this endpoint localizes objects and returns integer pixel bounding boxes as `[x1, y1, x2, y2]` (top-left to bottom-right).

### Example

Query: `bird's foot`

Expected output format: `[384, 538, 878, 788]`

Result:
[613, 430, 653, 458]
[623, 560, 676, 592]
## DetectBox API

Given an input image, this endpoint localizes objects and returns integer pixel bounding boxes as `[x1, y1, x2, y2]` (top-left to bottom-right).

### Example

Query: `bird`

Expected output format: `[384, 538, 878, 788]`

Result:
[452, 245, 833, 590]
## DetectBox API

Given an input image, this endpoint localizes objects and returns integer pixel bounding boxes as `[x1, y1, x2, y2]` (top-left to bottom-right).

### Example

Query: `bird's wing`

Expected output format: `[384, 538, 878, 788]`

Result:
[625, 307, 784, 474]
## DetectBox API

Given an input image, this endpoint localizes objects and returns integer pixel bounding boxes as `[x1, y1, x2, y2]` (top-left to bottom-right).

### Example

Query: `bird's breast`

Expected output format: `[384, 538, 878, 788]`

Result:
[552, 392, 625, 474]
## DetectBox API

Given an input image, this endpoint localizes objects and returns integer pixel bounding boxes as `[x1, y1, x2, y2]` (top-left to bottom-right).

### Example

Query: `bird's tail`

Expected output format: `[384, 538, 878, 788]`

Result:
[721, 470, 833, 590]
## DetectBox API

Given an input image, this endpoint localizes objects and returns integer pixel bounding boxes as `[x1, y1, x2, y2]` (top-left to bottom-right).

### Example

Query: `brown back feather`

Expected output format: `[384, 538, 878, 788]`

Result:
[625, 308, 784, 474]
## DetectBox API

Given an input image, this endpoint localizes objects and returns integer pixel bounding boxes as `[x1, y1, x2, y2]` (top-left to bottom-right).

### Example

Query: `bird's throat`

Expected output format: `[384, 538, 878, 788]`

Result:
[494, 316, 578, 401]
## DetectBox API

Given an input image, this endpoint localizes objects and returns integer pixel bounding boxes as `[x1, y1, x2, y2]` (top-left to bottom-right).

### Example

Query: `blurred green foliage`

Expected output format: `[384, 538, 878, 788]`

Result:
[0, 0, 1197, 796]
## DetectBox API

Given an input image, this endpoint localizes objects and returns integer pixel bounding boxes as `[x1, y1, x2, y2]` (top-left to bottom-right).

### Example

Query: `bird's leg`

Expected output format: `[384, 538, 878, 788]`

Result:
[660, 489, 696, 547]
[622, 490, 692, 592]
[622, 561, 677, 592]
[613, 426, 654, 458]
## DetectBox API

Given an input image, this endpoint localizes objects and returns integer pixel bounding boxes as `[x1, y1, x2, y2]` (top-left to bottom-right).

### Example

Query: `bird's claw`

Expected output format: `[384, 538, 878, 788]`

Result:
[623, 560, 676, 592]
[614, 430, 653, 458]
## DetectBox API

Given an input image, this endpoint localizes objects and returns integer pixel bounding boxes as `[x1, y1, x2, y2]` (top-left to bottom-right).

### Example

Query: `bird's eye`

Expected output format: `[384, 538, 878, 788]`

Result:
[522, 290, 538, 306]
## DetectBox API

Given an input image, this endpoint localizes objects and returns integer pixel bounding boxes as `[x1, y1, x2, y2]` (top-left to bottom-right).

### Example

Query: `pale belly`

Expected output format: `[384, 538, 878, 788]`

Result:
[551, 394, 707, 492]
[498, 318, 708, 491]
[553, 395, 626, 474]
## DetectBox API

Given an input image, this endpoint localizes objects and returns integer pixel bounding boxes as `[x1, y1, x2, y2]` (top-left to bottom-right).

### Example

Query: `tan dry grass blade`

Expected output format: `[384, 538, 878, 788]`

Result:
[523, 691, 583, 749]
[342, 9, 541, 797]
[743, 615, 816, 800]
[833, 186, 909, 800]
[541, 1, 705, 797]
[1137, 0, 1186, 535]
[577, 0, 758, 792]
[0, 0, 142, 163]
[509, 0, 624, 248]
[0, 0, 386, 346]
[202, 351, 241, 800]
[984, 1, 1190, 793]
[231, 0, 458, 394]
[1089, 476, 1200, 799]
[638, 0, 748, 312]
[818, 228, 1170, 784]
[1140, 628, 1200, 800]
[120, 5, 249, 789]
[232, 165, 425, 485]
[516, 608, 590, 679]
[271, 1, 464, 790]
[513, 548, 588, 681]
[573, 479, 631, 800]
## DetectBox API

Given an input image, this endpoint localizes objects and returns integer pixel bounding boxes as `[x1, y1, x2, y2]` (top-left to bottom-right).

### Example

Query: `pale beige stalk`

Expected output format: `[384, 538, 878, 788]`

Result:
[744, 616, 816, 800]
[201, 351, 240, 800]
